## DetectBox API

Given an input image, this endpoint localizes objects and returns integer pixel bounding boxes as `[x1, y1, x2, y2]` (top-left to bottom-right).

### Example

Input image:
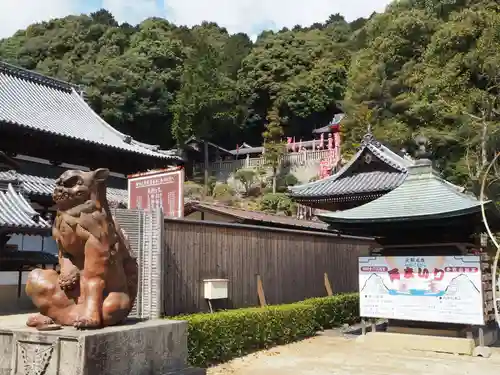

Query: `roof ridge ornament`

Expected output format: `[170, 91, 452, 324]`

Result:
[414, 135, 431, 162]
[360, 125, 381, 149]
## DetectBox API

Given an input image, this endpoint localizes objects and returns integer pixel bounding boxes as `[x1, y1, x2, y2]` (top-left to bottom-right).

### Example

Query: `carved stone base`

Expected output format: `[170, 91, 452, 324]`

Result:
[0, 319, 205, 375]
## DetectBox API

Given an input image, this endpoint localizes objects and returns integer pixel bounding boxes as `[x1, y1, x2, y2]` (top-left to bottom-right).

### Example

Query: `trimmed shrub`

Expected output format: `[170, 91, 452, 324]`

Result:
[173, 303, 316, 367]
[170, 293, 359, 367]
[301, 293, 359, 330]
[259, 193, 296, 215]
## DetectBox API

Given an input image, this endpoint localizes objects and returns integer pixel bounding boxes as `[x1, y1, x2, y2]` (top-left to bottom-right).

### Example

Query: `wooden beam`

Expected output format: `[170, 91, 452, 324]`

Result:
[257, 274, 267, 307]
[324, 272, 333, 296]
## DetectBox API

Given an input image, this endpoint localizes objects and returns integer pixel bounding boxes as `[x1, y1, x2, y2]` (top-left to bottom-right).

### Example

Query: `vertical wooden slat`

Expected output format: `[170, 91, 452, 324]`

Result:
[162, 219, 373, 315]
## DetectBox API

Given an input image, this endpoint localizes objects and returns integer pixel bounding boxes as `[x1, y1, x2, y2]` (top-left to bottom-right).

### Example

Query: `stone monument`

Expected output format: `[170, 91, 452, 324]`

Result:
[0, 168, 203, 375]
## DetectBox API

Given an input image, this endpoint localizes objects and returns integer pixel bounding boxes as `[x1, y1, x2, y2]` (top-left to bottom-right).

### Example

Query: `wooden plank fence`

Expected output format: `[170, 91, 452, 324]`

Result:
[163, 218, 374, 316]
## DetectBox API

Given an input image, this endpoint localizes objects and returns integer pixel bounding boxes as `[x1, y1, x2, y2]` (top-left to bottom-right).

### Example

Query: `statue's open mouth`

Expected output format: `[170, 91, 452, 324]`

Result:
[53, 192, 70, 204]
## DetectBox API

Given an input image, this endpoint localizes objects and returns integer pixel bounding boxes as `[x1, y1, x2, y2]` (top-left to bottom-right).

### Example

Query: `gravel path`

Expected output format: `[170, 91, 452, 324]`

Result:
[207, 332, 500, 375]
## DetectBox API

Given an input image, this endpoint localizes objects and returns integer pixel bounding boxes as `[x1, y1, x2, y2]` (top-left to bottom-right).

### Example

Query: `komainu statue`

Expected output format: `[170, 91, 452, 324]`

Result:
[26, 168, 138, 329]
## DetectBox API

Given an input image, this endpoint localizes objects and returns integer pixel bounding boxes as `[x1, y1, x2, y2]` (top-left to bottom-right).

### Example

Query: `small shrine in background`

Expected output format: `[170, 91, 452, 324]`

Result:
[227, 113, 344, 163]
[311, 113, 344, 179]
[290, 129, 412, 219]
[317, 136, 500, 355]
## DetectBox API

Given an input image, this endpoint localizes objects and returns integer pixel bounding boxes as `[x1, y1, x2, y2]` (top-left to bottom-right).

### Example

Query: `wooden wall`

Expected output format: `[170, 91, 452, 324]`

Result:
[163, 219, 373, 316]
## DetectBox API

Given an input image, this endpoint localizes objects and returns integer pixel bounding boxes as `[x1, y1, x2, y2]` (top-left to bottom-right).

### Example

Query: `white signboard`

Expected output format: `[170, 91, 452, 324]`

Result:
[359, 256, 484, 325]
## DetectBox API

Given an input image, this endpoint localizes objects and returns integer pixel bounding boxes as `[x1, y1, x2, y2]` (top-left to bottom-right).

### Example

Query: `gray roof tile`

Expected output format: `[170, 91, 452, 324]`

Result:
[0, 170, 128, 205]
[289, 133, 413, 199]
[292, 171, 405, 197]
[0, 184, 51, 230]
[0, 62, 180, 161]
[317, 161, 485, 223]
[192, 202, 332, 231]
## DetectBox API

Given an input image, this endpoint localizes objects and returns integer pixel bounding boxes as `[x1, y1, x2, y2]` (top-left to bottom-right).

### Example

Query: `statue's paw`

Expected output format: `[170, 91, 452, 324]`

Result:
[73, 316, 101, 330]
[58, 272, 79, 291]
[27, 314, 54, 328]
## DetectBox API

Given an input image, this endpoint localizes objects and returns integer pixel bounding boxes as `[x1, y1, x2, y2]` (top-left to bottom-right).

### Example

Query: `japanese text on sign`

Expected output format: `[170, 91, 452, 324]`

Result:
[358, 256, 484, 325]
[128, 168, 184, 218]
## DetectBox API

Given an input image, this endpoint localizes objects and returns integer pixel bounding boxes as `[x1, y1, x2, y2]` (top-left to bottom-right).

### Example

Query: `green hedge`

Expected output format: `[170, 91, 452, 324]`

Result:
[170, 293, 359, 368]
[301, 293, 359, 330]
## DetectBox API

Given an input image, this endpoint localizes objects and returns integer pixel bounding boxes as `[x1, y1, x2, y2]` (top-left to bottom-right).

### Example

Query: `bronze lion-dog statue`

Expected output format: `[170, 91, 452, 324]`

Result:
[26, 168, 138, 329]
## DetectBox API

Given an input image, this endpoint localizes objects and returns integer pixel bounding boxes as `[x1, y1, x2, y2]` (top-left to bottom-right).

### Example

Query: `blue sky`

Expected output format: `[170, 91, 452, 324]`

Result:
[0, 0, 393, 40]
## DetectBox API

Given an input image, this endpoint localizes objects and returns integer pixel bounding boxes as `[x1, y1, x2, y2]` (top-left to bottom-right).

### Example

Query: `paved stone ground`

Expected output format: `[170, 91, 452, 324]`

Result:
[207, 332, 500, 375]
[3, 315, 499, 375]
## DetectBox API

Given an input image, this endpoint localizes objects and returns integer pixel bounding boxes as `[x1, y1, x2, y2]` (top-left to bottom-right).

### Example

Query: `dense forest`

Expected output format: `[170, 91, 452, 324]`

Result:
[1, 0, 500, 188]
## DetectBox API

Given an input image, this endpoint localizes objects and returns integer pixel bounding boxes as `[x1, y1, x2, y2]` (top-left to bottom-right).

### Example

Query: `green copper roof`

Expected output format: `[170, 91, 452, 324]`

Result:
[317, 160, 491, 224]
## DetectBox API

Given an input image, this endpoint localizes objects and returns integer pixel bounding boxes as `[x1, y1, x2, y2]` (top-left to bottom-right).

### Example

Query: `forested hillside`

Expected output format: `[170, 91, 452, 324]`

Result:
[1, 0, 499, 187]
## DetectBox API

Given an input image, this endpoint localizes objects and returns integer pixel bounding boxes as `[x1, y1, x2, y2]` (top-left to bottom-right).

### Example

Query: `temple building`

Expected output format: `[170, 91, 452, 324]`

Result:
[316, 152, 499, 243]
[0, 61, 181, 209]
[0, 61, 181, 309]
[289, 132, 413, 216]
[316, 139, 500, 348]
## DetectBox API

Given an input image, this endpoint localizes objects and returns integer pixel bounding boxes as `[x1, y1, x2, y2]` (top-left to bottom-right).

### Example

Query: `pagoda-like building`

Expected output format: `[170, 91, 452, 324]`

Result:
[289, 132, 413, 213]
[316, 138, 500, 354]
[0, 61, 181, 309]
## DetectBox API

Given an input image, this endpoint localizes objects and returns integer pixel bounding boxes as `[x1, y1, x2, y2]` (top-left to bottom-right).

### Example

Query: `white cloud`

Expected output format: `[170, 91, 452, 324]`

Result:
[0, 0, 393, 39]
[102, 0, 165, 25]
[164, 0, 393, 36]
[0, 0, 77, 38]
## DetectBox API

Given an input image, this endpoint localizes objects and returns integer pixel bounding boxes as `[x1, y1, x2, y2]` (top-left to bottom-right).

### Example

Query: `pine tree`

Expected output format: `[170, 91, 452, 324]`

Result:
[262, 104, 286, 193]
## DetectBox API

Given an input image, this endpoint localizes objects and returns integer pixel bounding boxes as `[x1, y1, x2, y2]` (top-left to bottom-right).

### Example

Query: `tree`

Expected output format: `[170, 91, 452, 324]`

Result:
[262, 104, 286, 193]
[3, 3, 500, 191]
[234, 168, 258, 196]
[171, 34, 241, 147]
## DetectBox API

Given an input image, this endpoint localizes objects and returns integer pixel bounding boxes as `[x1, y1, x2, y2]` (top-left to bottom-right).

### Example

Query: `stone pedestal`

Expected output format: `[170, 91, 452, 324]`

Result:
[0, 318, 205, 375]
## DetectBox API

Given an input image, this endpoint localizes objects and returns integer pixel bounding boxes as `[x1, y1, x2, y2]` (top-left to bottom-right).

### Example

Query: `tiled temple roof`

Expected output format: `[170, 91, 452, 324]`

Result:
[289, 133, 414, 201]
[0, 170, 128, 206]
[317, 160, 486, 224]
[0, 61, 180, 161]
[0, 184, 51, 231]
[191, 202, 332, 232]
[311, 113, 345, 134]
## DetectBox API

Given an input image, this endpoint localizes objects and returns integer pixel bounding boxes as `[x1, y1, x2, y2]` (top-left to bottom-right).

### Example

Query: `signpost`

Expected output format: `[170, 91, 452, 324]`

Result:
[127, 167, 185, 218]
[359, 256, 484, 325]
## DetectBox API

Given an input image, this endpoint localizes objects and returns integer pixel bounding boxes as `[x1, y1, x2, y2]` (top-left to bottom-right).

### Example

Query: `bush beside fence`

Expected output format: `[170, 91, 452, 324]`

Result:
[170, 293, 359, 367]
[301, 293, 359, 330]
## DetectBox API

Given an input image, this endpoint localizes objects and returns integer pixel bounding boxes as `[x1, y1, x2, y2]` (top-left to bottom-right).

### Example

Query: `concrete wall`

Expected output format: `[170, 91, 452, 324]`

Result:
[211, 159, 322, 194]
